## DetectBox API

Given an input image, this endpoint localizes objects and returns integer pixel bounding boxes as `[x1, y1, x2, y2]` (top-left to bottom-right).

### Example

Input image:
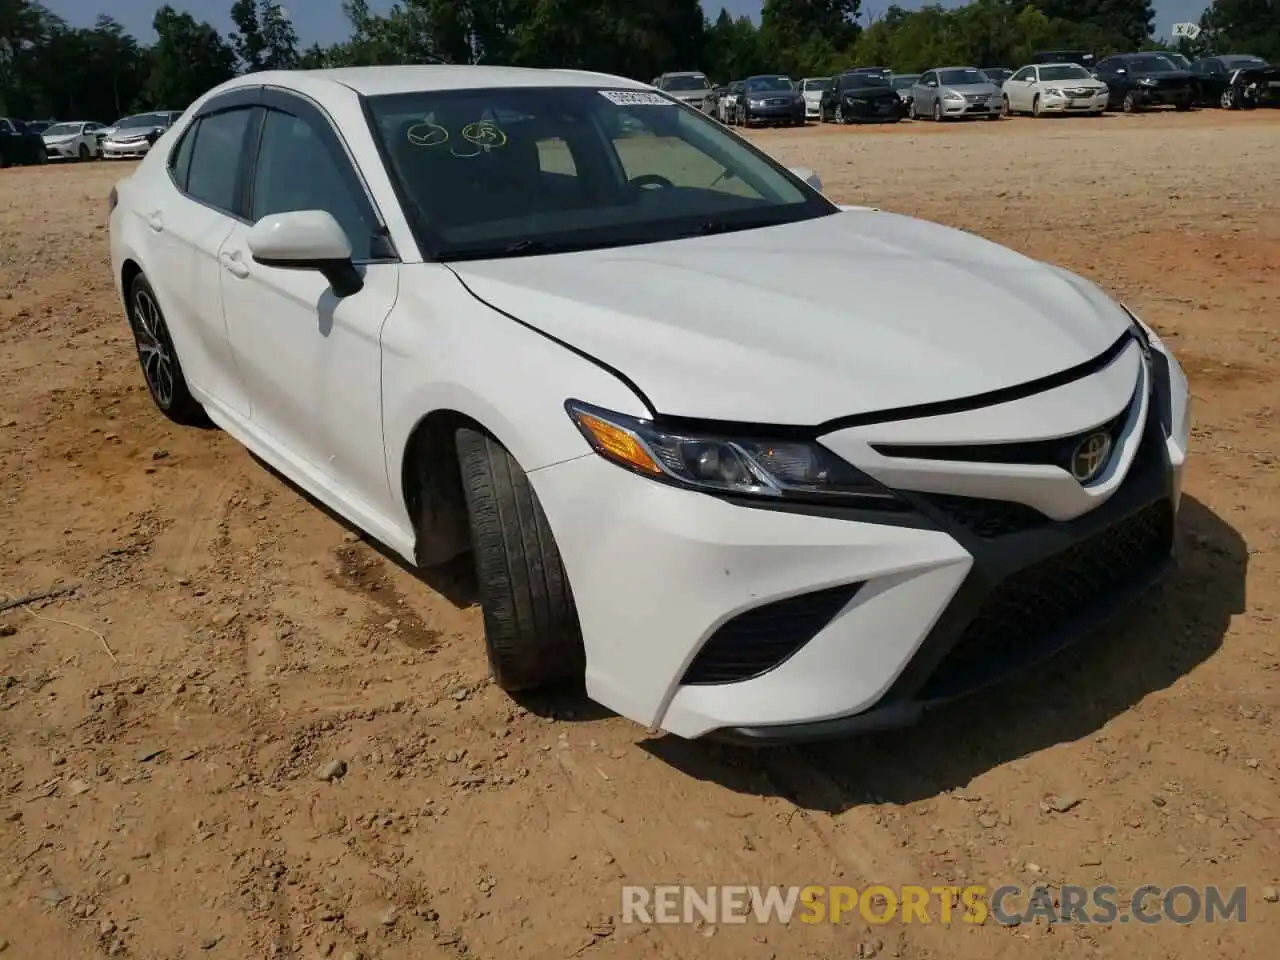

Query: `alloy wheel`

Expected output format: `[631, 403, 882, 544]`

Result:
[130, 285, 176, 408]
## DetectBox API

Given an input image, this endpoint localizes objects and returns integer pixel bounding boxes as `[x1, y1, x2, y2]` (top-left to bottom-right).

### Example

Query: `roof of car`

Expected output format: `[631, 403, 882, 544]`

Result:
[215, 65, 646, 99]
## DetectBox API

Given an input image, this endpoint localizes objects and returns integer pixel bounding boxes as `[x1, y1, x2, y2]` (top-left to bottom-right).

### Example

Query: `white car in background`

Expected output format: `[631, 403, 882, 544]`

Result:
[41, 121, 107, 161]
[799, 77, 830, 120]
[102, 111, 182, 159]
[1002, 63, 1110, 116]
[108, 65, 1189, 742]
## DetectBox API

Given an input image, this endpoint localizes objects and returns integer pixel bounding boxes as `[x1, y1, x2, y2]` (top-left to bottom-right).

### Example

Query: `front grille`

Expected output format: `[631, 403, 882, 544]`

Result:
[1065, 87, 1095, 97]
[763, 97, 791, 106]
[918, 499, 1173, 700]
[871, 393, 1134, 475]
[681, 583, 862, 685]
[916, 493, 1047, 538]
[965, 94, 991, 103]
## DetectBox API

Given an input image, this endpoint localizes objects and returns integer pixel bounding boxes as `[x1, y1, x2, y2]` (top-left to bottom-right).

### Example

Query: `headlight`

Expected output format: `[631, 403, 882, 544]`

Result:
[1044, 87, 1064, 97]
[749, 98, 764, 107]
[942, 91, 963, 101]
[1138, 77, 1157, 86]
[566, 401, 901, 505]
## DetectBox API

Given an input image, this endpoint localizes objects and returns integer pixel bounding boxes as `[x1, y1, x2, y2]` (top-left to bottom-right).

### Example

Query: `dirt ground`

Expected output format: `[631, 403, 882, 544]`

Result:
[2, 109, 1278, 960]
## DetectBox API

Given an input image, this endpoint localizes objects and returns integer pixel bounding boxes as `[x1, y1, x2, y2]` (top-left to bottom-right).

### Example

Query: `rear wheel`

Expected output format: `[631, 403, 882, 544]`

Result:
[127, 273, 206, 425]
[456, 428, 585, 692]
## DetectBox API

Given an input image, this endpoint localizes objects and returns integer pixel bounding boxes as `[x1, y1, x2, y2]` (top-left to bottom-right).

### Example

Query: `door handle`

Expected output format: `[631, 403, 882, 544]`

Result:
[219, 250, 250, 279]
[146, 211, 164, 233]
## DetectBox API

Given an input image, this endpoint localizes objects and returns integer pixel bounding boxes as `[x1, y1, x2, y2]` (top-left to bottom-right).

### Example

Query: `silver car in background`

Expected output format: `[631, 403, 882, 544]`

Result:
[911, 67, 1003, 121]
[101, 111, 183, 158]
[652, 71, 716, 113]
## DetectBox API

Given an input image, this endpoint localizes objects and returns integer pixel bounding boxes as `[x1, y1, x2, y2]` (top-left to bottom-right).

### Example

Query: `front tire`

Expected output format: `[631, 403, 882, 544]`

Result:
[1032, 94, 1042, 117]
[1122, 91, 1141, 113]
[456, 429, 584, 692]
[127, 273, 206, 425]
[933, 101, 943, 122]
[1002, 94, 1011, 116]
[78, 143, 91, 161]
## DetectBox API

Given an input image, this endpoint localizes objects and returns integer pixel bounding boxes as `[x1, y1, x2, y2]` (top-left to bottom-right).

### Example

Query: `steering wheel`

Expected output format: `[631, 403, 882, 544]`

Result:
[630, 173, 674, 190]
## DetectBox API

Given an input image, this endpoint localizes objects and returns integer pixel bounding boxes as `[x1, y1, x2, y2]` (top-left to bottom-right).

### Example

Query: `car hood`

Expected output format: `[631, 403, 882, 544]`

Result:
[745, 88, 795, 97]
[666, 89, 710, 101]
[1132, 69, 1193, 81]
[447, 210, 1131, 425]
[42, 134, 74, 143]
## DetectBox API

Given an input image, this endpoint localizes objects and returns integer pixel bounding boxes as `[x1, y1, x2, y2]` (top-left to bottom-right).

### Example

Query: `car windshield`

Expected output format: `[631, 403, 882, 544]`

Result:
[1039, 65, 1092, 81]
[117, 113, 168, 130]
[746, 76, 793, 92]
[801, 78, 829, 91]
[42, 123, 80, 136]
[663, 74, 710, 91]
[1128, 55, 1177, 73]
[367, 85, 832, 261]
[891, 76, 919, 89]
[1221, 55, 1266, 69]
[938, 68, 987, 86]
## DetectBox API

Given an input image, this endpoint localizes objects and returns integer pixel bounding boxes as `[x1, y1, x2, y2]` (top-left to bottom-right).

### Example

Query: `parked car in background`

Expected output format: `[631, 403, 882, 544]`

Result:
[891, 73, 921, 112]
[820, 70, 903, 123]
[0, 117, 47, 167]
[1030, 50, 1096, 70]
[108, 65, 1191, 742]
[25, 119, 56, 135]
[101, 111, 183, 159]
[982, 67, 1013, 87]
[1191, 55, 1276, 108]
[1002, 63, 1109, 116]
[41, 120, 108, 161]
[799, 77, 830, 120]
[911, 67, 1002, 120]
[736, 74, 804, 127]
[1094, 53, 1194, 112]
[652, 71, 715, 113]
[718, 79, 744, 124]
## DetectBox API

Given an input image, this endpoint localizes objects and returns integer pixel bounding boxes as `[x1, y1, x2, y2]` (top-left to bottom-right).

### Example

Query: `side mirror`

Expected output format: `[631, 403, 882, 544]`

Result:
[789, 166, 823, 192]
[248, 210, 364, 298]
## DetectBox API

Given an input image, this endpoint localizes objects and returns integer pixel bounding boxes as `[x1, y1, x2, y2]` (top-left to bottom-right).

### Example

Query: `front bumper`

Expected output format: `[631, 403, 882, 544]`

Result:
[532, 333, 1190, 741]
[941, 97, 1000, 116]
[1133, 85, 1194, 107]
[743, 103, 805, 124]
[102, 139, 153, 158]
[841, 97, 903, 120]
[805, 100, 822, 118]
[1037, 92, 1109, 113]
[43, 141, 82, 159]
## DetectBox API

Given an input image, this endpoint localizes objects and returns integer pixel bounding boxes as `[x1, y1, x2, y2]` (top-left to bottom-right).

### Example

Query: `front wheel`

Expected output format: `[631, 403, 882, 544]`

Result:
[78, 143, 91, 161]
[127, 273, 206, 425]
[1175, 99, 1193, 112]
[933, 101, 943, 122]
[456, 429, 585, 692]
[1002, 95, 1011, 116]
[1032, 94, 1042, 117]
[1122, 91, 1141, 113]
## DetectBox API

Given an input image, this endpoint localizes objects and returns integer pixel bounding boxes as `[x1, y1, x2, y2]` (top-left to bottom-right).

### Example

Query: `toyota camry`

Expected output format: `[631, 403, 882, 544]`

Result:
[108, 66, 1191, 742]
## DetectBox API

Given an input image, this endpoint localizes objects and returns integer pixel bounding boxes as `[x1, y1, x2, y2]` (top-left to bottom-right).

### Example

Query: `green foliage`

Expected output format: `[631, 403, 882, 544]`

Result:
[1, 0, 1276, 123]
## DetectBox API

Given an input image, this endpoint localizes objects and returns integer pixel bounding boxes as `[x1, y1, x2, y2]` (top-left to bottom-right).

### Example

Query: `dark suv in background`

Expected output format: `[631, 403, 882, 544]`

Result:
[821, 71, 904, 123]
[1094, 53, 1196, 112]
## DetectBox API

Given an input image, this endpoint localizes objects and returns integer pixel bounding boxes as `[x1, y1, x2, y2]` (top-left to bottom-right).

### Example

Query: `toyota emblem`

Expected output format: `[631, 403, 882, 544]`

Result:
[1070, 431, 1112, 483]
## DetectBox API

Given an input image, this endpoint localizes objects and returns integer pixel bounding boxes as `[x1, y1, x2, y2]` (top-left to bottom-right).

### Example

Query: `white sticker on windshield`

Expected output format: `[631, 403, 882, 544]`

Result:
[598, 90, 674, 106]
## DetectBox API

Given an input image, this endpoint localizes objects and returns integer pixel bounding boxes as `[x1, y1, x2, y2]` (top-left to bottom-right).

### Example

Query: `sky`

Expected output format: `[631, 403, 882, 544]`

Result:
[43, 0, 1206, 47]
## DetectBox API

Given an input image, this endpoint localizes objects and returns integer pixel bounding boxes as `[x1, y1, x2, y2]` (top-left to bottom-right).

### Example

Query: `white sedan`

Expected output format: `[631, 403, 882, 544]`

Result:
[41, 121, 106, 161]
[108, 66, 1190, 742]
[1002, 62, 1110, 116]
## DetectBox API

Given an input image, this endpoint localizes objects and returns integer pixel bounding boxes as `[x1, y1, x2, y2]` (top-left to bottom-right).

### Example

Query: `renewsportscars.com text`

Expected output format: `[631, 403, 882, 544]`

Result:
[621, 884, 1251, 926]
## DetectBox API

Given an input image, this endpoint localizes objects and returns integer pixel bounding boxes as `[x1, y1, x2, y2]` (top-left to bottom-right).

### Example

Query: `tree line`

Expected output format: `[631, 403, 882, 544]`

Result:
[1, 0, 1276, 120]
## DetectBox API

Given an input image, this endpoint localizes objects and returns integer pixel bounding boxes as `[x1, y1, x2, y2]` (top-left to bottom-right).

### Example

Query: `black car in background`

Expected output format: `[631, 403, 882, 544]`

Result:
[735, 74, 805, 127]
[1094, 53, 1195, 112]
[1190, 54, 1277, 108]
[820, 70, 903, 123]
[0, 117, 47, 167]
[983, 67, 1014, 86]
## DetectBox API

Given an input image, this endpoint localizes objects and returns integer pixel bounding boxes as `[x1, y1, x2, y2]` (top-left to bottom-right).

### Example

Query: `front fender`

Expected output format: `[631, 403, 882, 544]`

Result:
[380, 265, 650, 524]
